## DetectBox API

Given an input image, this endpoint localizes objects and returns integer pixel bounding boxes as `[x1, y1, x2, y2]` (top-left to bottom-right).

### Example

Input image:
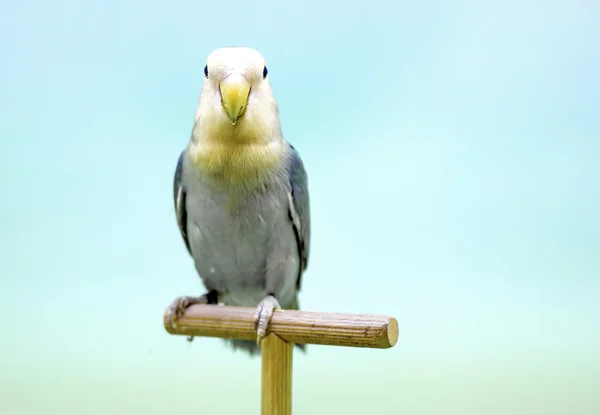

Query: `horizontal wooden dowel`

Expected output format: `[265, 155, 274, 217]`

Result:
[164, 304, 398, 349]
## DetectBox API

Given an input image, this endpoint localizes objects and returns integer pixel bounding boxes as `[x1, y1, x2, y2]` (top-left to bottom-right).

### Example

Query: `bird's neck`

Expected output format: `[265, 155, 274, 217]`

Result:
[188, 128, 287, 186]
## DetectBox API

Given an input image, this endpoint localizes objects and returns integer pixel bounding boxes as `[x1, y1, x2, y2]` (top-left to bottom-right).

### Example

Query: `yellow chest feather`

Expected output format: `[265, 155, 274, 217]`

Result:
[189, 140, 285, 183]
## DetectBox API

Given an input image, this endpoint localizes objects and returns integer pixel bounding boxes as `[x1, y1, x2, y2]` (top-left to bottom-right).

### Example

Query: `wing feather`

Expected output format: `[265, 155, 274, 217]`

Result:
[174, 151, 192, 255]
[287, 145, 311, 290]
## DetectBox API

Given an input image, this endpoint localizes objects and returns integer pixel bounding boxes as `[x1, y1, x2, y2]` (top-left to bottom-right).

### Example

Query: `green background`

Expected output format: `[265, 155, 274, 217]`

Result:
[1, 0, 598, 413]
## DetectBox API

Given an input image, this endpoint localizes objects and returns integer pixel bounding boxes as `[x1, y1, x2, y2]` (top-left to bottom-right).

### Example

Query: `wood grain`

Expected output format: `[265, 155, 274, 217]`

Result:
[164, 304, 398, 349]
[261, 334, 293, 415]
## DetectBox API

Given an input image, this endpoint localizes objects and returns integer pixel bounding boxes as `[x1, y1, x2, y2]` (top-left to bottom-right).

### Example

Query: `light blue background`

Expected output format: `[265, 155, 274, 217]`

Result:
[1, 0, 598, 414]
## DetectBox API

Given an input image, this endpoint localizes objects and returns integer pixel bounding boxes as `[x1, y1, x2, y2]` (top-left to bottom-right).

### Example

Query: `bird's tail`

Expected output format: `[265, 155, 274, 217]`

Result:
[223, 339, 306, 356]
[223, 339, 262, 356]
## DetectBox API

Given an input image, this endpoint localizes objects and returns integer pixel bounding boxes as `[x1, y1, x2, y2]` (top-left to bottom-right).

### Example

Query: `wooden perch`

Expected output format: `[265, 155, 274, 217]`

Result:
[163, 302, 398, 415]
[163, 304, 398, 349]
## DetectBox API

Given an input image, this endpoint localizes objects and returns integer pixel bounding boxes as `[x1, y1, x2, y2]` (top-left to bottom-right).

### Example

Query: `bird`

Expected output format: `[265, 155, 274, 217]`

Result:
[167, 47, 311, 356]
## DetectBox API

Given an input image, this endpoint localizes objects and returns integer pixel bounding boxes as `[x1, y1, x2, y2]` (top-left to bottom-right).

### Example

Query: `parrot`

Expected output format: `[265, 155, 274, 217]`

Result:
[166, 47, 311, 356]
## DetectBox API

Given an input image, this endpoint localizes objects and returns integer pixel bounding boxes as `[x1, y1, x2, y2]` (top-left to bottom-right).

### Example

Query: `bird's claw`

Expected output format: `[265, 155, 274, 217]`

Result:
[253, 295, 281, 346]
[167, 296, 189, 329]
[166, 295, 207, 332]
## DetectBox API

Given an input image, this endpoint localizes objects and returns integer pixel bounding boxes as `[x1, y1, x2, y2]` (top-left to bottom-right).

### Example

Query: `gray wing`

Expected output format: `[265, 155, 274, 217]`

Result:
[174, 151, 192, 255]
[287, 145, 311, 290]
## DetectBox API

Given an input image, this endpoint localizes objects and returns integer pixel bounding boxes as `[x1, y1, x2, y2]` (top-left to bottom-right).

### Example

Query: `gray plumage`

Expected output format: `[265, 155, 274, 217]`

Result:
[168, 47, 311, 356]
[173, 144, 310, 355]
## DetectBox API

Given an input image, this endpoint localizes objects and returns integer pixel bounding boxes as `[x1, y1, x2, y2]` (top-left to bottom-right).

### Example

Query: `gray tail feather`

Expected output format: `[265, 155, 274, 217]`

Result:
[223, 339, 307, 356]
[224, 339, 262, 356]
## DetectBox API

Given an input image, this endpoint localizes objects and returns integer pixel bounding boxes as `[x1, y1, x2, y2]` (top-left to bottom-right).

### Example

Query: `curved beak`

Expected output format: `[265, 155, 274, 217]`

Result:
[219, 74, 251, 125]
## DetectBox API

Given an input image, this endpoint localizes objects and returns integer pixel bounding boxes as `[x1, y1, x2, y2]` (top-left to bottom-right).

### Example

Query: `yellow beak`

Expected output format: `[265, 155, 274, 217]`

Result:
[219, 74, 251, 125]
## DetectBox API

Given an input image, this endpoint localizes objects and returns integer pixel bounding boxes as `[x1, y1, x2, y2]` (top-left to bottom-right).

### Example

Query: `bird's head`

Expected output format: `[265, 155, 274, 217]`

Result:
[193, 47, 281, 144]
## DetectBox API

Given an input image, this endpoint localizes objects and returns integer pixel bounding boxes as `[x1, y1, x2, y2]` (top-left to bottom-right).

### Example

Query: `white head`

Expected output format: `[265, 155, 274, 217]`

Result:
[193, 47, 282, 144]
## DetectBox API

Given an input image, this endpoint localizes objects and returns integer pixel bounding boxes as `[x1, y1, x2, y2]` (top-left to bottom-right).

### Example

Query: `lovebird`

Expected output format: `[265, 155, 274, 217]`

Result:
[167, 47, 311, 356]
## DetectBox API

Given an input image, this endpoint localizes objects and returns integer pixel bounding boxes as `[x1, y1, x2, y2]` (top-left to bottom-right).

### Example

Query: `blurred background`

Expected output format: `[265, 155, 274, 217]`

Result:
[1, 0, 598, 414]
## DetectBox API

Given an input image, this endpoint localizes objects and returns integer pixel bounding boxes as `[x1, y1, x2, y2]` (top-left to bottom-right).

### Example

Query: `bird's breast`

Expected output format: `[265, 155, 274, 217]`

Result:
[185, 183, 296, 302]
[189, 139, 287, 185]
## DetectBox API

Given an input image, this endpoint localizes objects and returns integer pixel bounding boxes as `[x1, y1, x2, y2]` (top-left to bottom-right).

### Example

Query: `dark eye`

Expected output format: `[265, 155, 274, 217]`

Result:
[262, 66, 268, 79]
[204, 65, 209, 78]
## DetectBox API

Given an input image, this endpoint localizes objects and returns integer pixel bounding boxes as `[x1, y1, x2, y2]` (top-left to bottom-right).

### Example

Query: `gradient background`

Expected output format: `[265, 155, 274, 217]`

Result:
[1, 0, 599, 414]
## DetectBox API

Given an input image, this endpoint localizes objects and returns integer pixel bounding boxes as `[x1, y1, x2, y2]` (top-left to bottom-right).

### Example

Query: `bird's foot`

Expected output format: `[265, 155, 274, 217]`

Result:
[253, 294, 281, 346]
[167, 294, 210, 342]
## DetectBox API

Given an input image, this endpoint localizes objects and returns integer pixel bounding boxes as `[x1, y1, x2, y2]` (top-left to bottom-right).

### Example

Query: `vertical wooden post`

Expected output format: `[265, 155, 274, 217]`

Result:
[261, 334, 293, 415]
